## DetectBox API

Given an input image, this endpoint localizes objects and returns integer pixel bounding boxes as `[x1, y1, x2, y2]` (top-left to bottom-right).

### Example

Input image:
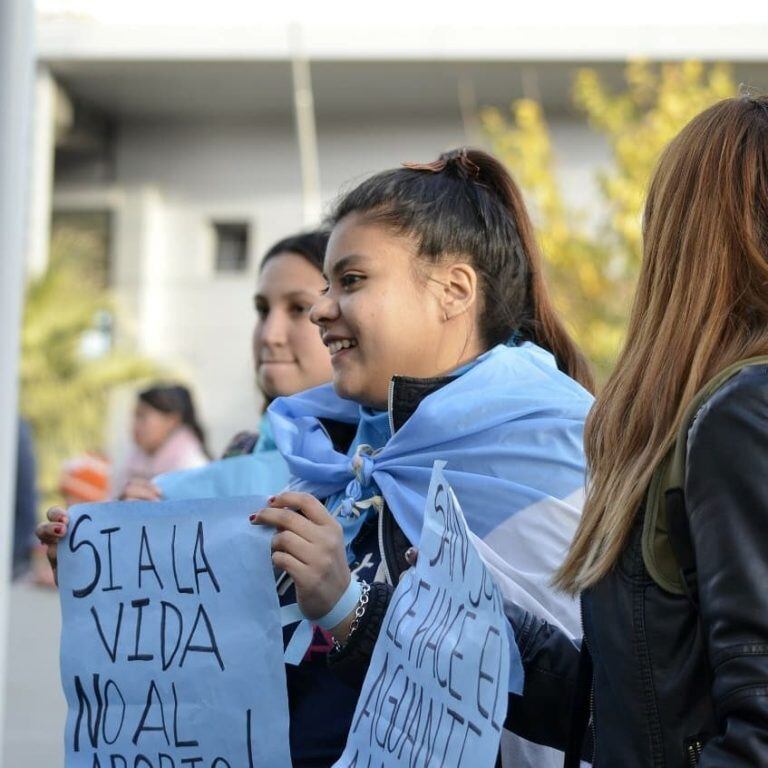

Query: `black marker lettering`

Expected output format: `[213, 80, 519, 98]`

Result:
[127, 599, 153, 662]
[352, 653, 389, 737]
[476, 626, 501, 730]
[384, 576, 416, 649]
[179, 604, 224, 671]
[101, 527, 122, 592]
[448, 610, 477, 702]
[132, 679, 170, 746]
[91, 603, 124, 663]
[70, 515, 101, 598]
[428, 485, 451, 570]
[172, 682, 198, 747]
[161, 601, 183, 670]
[138, 526, 163, 590]
[192, 521, 220, 594]
[171, 525, 194, 594]
[102, 678, 126, 745]
[73, 673, 103, 751]
[373, 664, 405, 748]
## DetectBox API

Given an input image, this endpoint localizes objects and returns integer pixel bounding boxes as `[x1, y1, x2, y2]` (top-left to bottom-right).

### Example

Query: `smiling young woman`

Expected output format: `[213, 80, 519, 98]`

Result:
[313, 215, 485, 408]
[253, 148, 595, 768]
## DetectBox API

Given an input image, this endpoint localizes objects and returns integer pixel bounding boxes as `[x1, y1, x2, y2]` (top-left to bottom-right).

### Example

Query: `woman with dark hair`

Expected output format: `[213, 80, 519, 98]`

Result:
[251, 148, 594, 767]
[116, 383, 210, 489]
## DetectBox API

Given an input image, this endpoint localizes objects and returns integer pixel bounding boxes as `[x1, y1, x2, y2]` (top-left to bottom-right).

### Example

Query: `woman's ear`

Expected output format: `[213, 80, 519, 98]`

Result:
[436, 261, 478, 321]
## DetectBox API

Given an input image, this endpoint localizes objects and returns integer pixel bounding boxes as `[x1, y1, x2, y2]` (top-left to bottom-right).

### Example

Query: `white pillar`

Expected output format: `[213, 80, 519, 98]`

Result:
[112, 186, 168, 356]
[289, 26, 322, 226]
[27, 65, 57, 279]
[0, 0, 35, 756]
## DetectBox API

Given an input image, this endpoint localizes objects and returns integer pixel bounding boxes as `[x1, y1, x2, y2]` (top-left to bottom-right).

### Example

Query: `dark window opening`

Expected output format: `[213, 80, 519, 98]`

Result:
[213, 221, 249, 273]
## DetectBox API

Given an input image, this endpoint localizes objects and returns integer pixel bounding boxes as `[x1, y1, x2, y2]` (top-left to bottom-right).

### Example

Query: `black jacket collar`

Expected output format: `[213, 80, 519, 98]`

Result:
[319, 373, 456, 454]
[388, 374, 456, 433]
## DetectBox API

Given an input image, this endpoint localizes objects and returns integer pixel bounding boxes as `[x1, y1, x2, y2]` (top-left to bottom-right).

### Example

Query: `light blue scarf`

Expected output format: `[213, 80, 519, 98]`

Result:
[321, 407, 391, 561]
[268, 342, 592, 555]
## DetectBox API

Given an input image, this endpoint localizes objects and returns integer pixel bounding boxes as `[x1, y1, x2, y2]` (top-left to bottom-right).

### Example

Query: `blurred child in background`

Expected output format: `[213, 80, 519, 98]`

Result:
[115, 383, 210, 491]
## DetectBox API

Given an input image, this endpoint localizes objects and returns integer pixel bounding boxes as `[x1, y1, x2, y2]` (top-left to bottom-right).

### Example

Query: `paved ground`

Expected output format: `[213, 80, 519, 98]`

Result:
[3, 581, 66, 768]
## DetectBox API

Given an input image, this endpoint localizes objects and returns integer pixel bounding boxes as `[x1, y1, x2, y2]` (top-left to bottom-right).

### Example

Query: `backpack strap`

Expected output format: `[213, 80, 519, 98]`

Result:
[642, 355, 768, 596]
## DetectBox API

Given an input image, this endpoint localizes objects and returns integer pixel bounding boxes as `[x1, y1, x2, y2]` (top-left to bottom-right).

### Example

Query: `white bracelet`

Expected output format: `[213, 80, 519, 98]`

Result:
[313, 578, 363, 630]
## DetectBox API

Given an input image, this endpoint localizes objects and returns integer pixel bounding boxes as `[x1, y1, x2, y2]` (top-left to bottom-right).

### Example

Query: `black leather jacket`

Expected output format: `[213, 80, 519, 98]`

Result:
[578, 365, 768, 767]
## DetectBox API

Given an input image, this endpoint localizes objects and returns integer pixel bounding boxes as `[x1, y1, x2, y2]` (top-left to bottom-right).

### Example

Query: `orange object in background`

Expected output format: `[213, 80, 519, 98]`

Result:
[58, 452, 111, 504]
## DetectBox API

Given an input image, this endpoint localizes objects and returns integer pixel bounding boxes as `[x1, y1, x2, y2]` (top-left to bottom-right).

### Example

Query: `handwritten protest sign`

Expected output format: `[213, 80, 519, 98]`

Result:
[58, 496, 292, 768]
[334, 461, 523, 768]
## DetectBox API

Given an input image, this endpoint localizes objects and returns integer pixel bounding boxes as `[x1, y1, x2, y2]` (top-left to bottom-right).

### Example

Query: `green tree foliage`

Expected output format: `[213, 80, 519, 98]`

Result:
[482, 61, 736, 378]
[19, 217, 159, 511]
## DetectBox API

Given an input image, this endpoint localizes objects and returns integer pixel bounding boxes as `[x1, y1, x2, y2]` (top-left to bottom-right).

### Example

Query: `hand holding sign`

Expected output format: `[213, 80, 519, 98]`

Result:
[58, 496, 292, 768]
[334, 461, 524, 768]
[252, 491, 351, 623]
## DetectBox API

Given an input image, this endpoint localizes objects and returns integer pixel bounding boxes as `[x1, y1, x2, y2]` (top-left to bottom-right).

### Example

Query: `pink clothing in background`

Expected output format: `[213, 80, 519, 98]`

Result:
[115, 425, 208, 494]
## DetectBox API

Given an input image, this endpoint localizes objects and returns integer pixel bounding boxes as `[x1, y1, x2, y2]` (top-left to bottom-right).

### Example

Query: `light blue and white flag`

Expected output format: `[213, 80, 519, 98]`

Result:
[269, 342, 591, 640]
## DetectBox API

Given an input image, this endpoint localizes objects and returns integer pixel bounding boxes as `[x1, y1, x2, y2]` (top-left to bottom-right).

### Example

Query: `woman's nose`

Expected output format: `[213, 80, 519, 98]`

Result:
[309, 292, 340, 327]
[259, 310, 288, 346]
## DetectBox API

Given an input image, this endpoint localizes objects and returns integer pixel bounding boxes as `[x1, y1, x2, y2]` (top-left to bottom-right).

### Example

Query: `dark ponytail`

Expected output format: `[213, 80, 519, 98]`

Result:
[138, 384, 211, 458]
[330, 147, 594, 392]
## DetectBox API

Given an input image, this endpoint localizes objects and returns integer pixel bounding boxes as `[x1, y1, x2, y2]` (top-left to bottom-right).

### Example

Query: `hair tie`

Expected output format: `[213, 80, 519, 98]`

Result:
[402, 147, 481, 180]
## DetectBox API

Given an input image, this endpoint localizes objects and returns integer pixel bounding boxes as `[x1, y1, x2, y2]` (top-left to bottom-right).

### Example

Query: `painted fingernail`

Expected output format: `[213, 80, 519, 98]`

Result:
[54, 526, 63, 535]
[267, 496, 276, 504]
[249, 513, 259, 523]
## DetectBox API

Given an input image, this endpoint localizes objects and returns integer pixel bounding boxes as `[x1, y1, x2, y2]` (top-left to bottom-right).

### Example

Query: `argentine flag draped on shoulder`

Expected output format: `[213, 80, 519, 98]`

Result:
[268, 342, 591, 637]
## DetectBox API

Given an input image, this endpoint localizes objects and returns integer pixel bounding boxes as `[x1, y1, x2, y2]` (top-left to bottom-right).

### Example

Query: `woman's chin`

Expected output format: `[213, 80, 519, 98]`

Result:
[332, 374, 366, 403]
[258, 372, 296, 401]
[331, 376, 358, 402]
[332, 376, 387, 409]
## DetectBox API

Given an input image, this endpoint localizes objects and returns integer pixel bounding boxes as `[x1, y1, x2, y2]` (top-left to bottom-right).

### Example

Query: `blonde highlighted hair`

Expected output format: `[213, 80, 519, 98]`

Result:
[557, 95, 768, 593]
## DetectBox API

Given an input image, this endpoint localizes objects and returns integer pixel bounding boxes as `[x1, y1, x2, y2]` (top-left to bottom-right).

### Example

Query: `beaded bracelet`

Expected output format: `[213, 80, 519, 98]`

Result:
[333, 580, 371, 652]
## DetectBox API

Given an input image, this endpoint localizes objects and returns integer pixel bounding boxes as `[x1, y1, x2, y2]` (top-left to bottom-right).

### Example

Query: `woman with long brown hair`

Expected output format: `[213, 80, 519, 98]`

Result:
[555, 93, 768, 766]
[473, 94, 768, 766]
